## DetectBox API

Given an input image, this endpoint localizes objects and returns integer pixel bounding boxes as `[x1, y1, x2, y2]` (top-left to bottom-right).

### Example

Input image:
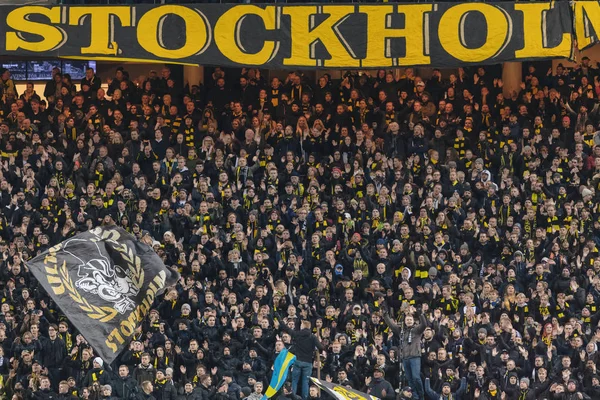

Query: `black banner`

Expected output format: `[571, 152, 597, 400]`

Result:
[27, 226, 179, 364]
[0, 2, 578, 69]
[311, 377, 379, 400]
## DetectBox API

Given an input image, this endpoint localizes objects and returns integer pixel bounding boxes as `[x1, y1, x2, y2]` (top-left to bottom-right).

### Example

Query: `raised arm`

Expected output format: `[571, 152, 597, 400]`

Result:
[425, 378, 439, 400]
[382, 310, 401, 336]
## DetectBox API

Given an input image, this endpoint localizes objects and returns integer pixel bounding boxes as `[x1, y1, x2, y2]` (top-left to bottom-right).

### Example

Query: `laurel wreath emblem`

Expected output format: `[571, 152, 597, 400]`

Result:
[58, 260, 118, 322]
[44, 228, 144, 323]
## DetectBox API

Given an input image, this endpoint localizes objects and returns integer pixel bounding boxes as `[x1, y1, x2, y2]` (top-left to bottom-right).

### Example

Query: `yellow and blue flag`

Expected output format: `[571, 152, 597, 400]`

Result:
[262, 348, 296, 399]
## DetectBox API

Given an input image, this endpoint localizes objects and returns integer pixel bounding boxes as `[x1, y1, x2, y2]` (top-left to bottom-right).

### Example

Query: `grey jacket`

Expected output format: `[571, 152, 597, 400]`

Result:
[383, 312, 428, 359]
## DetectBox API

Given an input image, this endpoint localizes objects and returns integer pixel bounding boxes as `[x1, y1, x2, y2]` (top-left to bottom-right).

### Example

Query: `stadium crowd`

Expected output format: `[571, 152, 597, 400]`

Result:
[0, 59, 600, 400]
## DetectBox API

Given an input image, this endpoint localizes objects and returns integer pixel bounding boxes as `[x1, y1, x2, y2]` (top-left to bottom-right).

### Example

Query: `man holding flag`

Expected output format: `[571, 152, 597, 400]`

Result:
[262, 348, 296, 400]
[274, 319, 325, 399]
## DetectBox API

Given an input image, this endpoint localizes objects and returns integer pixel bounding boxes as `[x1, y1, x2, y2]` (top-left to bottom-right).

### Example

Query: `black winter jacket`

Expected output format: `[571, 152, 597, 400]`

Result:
[280, 325, 324, 363]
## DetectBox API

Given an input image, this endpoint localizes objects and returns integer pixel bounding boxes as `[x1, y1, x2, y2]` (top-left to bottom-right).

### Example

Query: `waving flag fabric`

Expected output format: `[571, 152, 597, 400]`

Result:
[262, 348, 296, 399]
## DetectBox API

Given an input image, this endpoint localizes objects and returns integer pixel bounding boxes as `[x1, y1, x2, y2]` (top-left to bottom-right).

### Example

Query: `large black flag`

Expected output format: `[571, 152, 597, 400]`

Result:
[27, 226, 179, 364]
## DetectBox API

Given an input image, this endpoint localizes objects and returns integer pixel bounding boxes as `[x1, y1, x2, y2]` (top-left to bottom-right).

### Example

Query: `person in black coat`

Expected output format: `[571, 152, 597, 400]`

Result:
[425, 377, 467, 400]
[136, 381, 157, 400]
[193, 375, 215, 400]
[222, 371, 242, 400]
[177, 383, 200, 400]
[275, 319, 325, 399]
[134, 354, 157, 385]
[512, 378, 536, 400]
[32, 376, 58, 400]
[365, 367, 394, 400]
[585, 375, 600, 398]
[41, 324, 67, 390]
[153, 370, 177, 400]
[113, 365, 139, 400]
[275, 383, 302, 400]
[82, 358, 111, 388]
[57, 380, 78, 400]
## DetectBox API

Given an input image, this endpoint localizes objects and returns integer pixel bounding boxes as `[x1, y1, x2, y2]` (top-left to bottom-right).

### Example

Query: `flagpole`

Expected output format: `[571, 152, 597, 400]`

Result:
[316, 349, 321, 397]
[316, 349, 321, 380]
[315, 328, 322, 396]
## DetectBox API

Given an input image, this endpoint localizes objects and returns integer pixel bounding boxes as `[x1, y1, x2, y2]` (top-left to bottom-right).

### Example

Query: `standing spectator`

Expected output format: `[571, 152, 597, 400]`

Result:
[134, 353, 156, 385]
[57, 380, 78, 400]
[365, 366, 395, 399]
[153, 370, 176, 400]
[81, 68, 101, 95]
[82, 357, 110, 388]
[114, 365, 139, 400]
[32, 376, 58, 400]
[425, 377, 467, 400]
[383, 305, 428, 400]
[41, 324, 67, 390]
[137, 381, 156, 400]
[0, 68, 16, 103]
[274, 319, 325, 399]
[100, 384, 118, 400]
[176, 382, 199, 400]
